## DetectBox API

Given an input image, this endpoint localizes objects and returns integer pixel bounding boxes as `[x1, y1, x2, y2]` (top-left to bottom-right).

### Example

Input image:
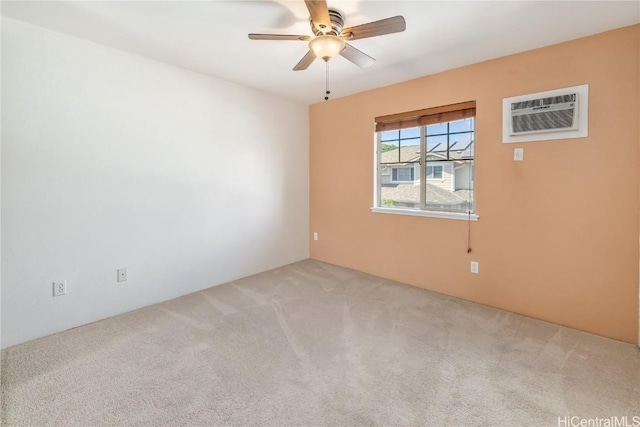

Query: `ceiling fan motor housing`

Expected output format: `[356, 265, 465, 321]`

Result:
[311, 8, 345, 36]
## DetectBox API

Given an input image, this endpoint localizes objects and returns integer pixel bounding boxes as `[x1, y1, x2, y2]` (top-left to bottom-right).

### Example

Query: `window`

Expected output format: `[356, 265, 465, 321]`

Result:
[392, 167, 414, 182]
[425, 165, 443, 178]
[374, 101, 476, 218]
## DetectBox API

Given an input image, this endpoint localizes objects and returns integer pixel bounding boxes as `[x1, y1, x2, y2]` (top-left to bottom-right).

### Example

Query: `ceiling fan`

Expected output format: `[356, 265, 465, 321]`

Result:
[248, 0, 406, 71]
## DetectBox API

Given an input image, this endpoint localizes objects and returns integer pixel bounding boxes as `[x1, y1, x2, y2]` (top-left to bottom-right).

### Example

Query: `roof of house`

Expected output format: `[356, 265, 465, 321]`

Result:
[381, 145, 420, 164]
[381, 142, 474, 165]
[381, 183, 473, 207]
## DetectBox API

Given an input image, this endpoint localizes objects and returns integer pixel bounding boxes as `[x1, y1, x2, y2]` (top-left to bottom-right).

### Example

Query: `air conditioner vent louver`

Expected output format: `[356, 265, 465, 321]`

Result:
[512, 106, 575, 133]
[511, 94, 576, 110]
[509, 92, 578, 136]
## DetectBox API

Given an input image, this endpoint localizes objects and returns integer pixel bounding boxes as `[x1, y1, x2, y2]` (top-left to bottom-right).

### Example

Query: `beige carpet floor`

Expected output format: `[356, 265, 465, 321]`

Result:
[2, 260, 639, 426]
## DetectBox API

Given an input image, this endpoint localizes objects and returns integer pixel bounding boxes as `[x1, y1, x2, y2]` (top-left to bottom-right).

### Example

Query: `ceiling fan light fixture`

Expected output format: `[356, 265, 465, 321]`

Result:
[309, 35, 345, 61]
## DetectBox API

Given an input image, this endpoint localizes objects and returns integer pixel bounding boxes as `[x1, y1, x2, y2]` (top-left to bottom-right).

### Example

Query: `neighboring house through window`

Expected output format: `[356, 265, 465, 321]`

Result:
[373, 101, 476, 217]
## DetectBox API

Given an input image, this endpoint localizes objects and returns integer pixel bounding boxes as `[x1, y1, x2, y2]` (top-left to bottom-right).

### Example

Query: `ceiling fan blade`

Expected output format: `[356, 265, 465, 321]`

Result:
[341, 16, 406, 41]
[293, 50, 316, 71]
[305, 0, 331, 32]
[340, 43, 376, 68]
[248, 34, 311, 41]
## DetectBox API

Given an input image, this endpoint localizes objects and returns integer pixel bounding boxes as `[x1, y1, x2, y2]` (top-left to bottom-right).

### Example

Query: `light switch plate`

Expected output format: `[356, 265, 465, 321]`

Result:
[514, 148, 524, 161]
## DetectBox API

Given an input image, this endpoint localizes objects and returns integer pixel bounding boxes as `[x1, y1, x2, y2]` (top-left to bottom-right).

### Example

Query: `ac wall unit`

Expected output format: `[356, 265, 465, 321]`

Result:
[503, 84, 588, 143]
[510, 93, 578, 136]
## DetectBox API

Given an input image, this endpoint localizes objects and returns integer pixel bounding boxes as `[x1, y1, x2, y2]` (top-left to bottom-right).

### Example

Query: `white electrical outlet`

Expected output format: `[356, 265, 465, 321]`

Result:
[313, 232, 318, 241]
[117, 268, 127, 282]
[470, 261, 479, 274]
[52, 281, 67, 297]
[514, 148, 524, 161]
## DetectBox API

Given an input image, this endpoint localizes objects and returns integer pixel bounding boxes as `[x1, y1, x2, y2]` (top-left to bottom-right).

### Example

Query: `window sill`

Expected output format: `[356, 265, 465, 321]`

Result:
[371, 207, 479, 221]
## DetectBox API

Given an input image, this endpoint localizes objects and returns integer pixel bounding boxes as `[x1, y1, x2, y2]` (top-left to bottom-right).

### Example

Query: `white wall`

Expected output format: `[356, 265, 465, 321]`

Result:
[1, 18, 309, 348]
[0, 4, 4, 380]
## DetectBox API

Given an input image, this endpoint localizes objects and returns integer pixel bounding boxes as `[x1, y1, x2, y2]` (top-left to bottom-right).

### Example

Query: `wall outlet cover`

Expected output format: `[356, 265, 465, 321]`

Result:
[470, 261, 479, 274]
[53, 281, 67, 297]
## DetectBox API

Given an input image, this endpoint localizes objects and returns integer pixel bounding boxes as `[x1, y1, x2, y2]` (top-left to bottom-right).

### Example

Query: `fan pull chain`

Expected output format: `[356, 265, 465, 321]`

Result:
[324, 61, 330, 101]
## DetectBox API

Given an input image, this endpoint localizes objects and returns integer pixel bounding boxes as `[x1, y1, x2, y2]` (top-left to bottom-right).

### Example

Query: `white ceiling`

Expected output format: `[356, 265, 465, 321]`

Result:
[2, 1, 639, 105]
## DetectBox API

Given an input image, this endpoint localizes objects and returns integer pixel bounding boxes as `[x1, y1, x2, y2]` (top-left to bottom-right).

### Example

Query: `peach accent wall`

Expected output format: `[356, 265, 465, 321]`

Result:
[309, 25, 640, 344]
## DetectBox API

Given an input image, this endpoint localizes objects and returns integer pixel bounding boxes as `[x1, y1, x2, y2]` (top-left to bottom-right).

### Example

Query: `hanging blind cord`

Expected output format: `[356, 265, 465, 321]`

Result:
[467, 159, 472, 253]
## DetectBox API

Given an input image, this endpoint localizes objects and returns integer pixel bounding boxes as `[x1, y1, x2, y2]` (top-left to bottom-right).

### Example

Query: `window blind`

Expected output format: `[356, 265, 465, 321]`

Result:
[375, 101, 476, 132]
